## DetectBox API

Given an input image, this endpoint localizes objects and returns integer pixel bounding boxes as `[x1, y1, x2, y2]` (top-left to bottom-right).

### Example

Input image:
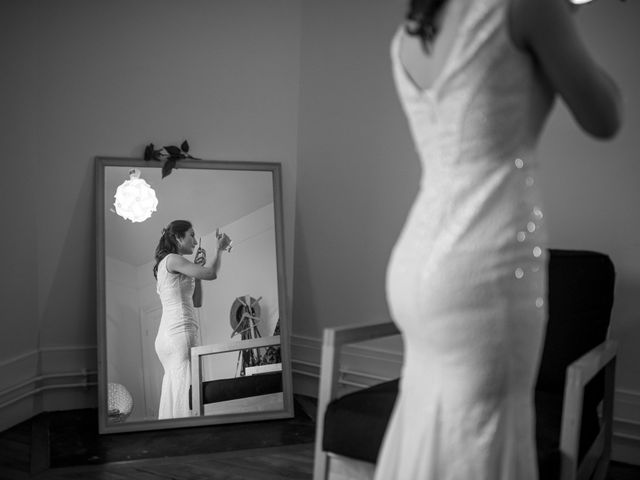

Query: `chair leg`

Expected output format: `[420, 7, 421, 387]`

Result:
[313, 447, 328, 480]
[592, 359, 615, 480]
[314, 330, 342, 480]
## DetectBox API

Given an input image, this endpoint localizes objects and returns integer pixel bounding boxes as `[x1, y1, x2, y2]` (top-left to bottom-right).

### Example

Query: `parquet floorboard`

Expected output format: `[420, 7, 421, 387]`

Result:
[31, 443, 314, 480]
[26, 444, 640, 480]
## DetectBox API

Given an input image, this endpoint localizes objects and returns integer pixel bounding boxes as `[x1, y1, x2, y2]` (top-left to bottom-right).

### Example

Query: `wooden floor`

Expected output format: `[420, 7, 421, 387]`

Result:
[5, 442, 640, 480]
[0, 396, 317, 480]
[1, 396, 639, 480]
[31, 443, 314, 480]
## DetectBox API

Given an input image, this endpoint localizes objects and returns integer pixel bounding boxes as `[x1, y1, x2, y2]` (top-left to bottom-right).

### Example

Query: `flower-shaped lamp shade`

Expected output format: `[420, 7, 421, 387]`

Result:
[114, 169, 158, 223]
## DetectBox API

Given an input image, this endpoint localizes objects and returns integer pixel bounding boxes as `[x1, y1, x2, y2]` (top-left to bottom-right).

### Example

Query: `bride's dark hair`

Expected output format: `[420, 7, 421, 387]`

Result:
[153, 219, 192, 279]
[405, 0, 449, 52]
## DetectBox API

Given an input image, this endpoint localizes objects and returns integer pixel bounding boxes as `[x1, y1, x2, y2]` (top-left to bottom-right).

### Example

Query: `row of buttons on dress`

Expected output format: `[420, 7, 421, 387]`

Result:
[514, 157, 545, 309]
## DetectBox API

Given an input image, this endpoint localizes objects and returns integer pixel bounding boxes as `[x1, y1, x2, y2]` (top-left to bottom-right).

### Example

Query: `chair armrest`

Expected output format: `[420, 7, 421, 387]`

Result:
[564, 340, 617, 387]
[317, 321, 400, 415]
[190, 335, 281, 416]
[559, 340, 618, 480]
[313, 322, 400, 480]
[191, 335, 281, 359]
[323, 321, 401, 349]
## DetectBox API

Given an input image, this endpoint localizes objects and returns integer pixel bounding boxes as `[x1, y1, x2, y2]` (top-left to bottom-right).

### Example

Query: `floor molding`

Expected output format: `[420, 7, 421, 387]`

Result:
[0, 345, 98, 431]
[291, 334, 401, 391]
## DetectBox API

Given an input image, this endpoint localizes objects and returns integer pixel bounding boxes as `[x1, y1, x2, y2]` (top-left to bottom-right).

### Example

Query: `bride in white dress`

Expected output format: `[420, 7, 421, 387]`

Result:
[378, 0, 621, 478]
[153, 220, 231, 419]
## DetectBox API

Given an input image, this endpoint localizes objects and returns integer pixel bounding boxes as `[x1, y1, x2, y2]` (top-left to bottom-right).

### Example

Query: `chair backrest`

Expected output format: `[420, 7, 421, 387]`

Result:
[536, 249, 615, 394]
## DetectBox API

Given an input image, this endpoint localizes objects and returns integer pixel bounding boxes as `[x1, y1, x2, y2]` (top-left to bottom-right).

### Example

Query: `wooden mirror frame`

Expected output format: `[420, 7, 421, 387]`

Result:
[95, 157, 293, 433]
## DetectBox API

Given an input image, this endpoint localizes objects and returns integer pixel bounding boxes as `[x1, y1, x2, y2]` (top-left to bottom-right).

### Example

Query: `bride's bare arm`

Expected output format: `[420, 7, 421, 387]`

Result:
[166, 248, 223, 281]
[509, 0, 622, 138]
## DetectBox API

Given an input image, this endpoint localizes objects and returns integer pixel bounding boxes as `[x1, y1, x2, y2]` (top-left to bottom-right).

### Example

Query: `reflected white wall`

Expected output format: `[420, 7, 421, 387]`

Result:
[198, 204, 280, 382]
[105, 257, 147, 421]
[105, 203, 278, 421]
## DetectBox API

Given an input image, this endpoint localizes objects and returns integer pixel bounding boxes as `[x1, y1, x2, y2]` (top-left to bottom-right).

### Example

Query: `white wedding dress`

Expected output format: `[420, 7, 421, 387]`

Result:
[155, 254, 199, 419]
[378, 0, 553, 478]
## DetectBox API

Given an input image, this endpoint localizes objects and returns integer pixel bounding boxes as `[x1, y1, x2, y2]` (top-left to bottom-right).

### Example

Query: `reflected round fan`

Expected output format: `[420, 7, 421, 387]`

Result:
[107, 382, 134, 422]
[229, 295, 261, 336]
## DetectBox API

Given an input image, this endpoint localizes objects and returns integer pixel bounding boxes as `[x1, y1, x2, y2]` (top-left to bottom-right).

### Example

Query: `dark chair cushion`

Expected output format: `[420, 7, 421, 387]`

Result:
[323, 384, 600, 472]
[189, 372, 283, 408]
[322, 250, 615, 472]
[203, 372, 282, 403]
[323, 379, 399, 464]
[535, 250, 614, 394]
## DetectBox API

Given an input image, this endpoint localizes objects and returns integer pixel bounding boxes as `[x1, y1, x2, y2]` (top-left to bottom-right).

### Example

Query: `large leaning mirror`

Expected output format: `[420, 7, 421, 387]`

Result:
[96, 157, 293, 433]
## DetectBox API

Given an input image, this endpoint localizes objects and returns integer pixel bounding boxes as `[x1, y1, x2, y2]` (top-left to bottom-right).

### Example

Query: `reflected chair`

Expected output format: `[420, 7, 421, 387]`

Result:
[190, 335, 283, 415]
[314, 249, 618, 480]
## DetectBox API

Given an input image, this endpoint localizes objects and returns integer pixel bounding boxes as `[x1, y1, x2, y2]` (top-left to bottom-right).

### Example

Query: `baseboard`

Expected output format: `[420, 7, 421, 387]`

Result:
[291, 333, 640, 466]
[0, 345, 98, 432]
[612, 388, 640, 465]
[291, 334, 402, 399]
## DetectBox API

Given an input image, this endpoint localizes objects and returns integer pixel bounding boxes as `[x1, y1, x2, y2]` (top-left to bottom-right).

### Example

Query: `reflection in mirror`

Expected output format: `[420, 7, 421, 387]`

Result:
[96, 158, 292, 433]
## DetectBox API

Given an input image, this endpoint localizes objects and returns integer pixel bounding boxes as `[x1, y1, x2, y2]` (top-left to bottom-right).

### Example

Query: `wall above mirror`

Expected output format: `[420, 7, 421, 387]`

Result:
[95, 157, 293, 433]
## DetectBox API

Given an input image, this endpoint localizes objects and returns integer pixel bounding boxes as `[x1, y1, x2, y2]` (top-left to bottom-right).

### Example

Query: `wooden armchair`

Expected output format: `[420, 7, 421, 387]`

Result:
[314, 250, 618, 480]
[190, 335, 283, 416]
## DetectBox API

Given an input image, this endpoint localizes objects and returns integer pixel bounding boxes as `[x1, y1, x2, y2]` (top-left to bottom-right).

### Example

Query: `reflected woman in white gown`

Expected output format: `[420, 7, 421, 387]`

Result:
[378, 0, 621, 478]
[153, 220, 231, 419]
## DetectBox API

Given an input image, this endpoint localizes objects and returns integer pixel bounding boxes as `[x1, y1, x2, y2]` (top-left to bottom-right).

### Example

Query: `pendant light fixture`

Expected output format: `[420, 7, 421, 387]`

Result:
[113, 168, 158, 223]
